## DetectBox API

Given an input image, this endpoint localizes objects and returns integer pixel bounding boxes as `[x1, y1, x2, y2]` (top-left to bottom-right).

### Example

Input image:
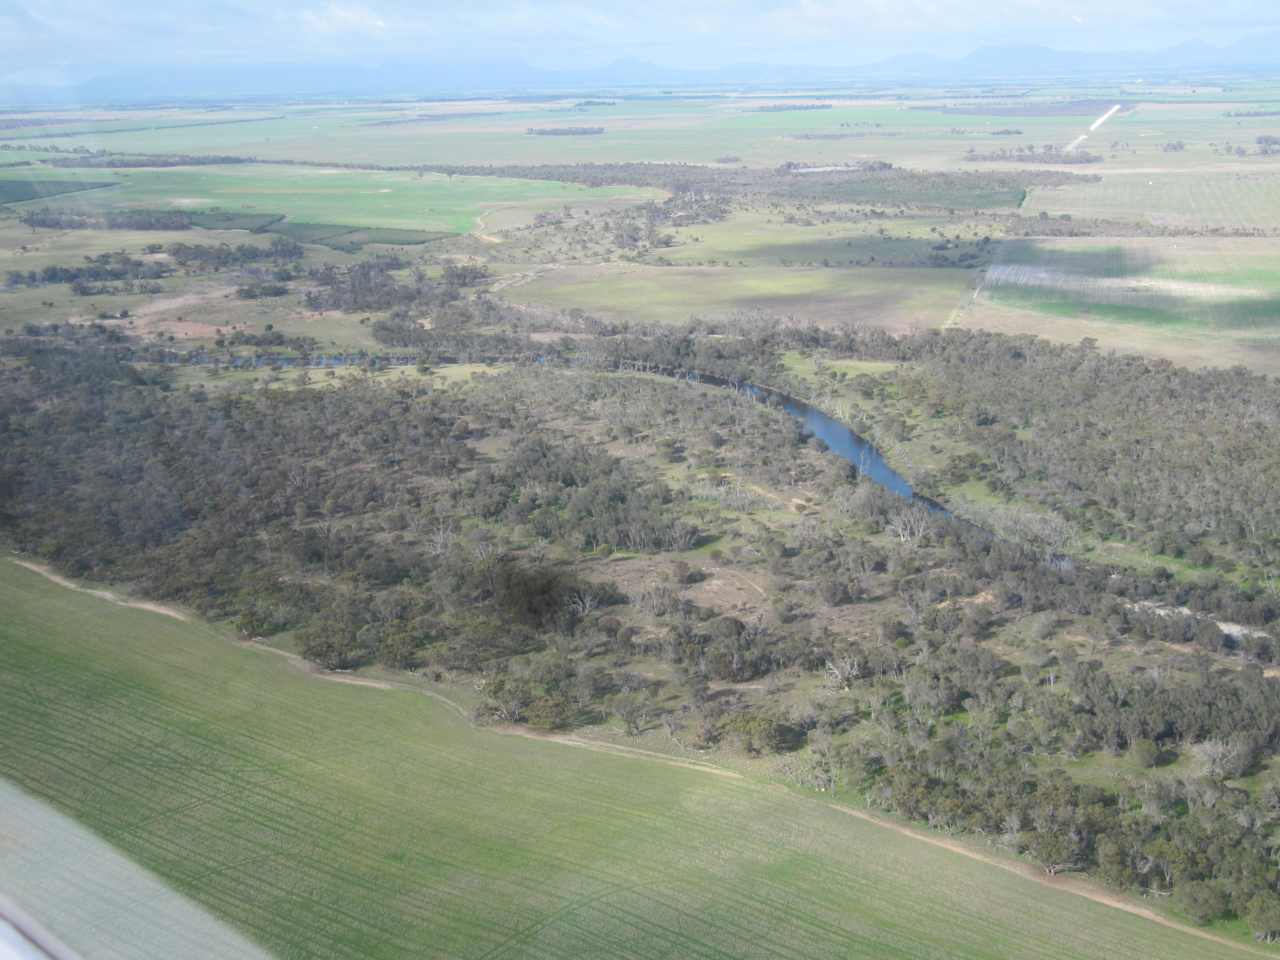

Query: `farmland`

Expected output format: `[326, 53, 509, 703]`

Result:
[0, 561, 1260, 960]
[1, 90, 1275, 172]
[2, 164, 660, 234]
[5, 91, 1280, 367]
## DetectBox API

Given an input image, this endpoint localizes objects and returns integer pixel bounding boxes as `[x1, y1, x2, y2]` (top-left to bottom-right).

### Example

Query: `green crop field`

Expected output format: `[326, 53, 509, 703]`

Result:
[0, 560, 1260, 960]
[3, 164, 661, 234]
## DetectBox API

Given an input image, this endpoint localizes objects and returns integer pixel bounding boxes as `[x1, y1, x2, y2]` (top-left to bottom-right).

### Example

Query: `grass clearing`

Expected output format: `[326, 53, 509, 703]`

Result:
[781, 350, 901, 379]
[0, 560, 1264, 960]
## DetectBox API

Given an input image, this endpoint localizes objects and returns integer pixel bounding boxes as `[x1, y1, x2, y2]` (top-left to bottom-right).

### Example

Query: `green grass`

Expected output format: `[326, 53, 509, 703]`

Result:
[0, 560, 1257, 960]
[8, 164, 660, 234]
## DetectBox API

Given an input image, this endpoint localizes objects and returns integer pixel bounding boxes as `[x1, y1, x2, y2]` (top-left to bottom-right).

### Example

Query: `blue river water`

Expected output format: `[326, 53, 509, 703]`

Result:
[766, 391, 916, 501]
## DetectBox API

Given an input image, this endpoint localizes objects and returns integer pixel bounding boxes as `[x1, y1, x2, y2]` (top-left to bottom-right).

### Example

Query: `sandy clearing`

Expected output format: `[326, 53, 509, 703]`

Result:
[472, 214, 503, 244]
[133, 287, 236, 319]
[829, 804, 1271, 958]
[12, 559, 190, 622]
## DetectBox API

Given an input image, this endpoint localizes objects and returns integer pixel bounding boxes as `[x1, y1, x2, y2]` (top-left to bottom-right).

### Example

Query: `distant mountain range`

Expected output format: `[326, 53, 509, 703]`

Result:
[3, 35, 1280, 106]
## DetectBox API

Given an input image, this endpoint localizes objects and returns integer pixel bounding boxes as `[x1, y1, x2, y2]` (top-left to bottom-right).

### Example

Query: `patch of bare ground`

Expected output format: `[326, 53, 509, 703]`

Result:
[132, 286, 236, 320]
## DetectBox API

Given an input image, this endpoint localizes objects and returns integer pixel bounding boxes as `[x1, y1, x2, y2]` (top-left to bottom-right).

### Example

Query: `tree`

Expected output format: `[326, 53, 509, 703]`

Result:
[1129, 738, 1160, 769]
[887, 504, 931, 543]
[483, 676, 534, 724]
[1245, 891, 1280, 943]
[1025, 826, 1082, 876]
[1174, 881, 1228, 926]
[608, 691, 649, 736]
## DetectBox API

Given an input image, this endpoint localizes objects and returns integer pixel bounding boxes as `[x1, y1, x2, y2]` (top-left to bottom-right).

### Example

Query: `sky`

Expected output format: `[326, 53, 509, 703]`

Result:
[2, 0, 1279, 81]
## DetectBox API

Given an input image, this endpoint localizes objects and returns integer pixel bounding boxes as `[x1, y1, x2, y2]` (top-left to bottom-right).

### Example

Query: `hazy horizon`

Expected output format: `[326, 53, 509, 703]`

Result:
[3, 0, 1279, 87]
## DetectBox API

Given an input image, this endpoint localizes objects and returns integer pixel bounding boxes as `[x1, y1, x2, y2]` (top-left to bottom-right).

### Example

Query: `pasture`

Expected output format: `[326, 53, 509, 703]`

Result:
[0, 560, 1262, 960]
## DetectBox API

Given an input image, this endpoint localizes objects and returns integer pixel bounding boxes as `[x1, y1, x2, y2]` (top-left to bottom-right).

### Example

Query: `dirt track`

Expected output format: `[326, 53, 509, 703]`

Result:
[13, 559, 190, 622]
